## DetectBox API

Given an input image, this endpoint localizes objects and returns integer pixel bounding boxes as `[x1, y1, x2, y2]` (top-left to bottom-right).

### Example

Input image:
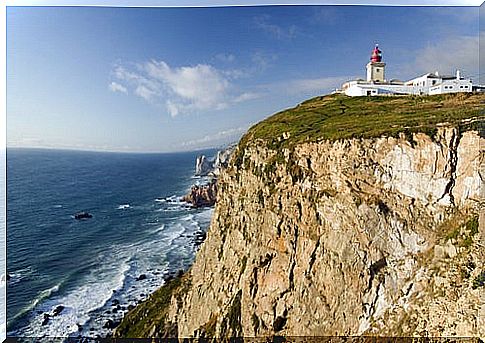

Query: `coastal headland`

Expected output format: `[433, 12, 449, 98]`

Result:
[115, 93, 485, 338]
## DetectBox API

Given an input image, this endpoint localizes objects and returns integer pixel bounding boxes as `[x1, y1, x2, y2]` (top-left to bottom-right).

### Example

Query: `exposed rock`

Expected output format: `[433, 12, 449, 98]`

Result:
[182, 180, 217, 208]
[103, 319, 119, 329]
[41, 313, 50, 326]
[116, 126, 484, 338]
[52, 305, 64, 317]
[74, 211, 92, 220]
[136, 274, 147, 281]
[195, 144, 236, 177]
[195, 155, 214, 177]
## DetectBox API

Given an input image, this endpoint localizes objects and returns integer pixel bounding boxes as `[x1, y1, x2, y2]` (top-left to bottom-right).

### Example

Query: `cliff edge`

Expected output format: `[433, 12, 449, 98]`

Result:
[115, 93, 485, 338]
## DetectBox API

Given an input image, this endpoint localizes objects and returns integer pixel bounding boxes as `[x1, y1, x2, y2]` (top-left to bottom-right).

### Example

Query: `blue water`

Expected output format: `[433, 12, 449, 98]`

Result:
[6, 148, 215, 337]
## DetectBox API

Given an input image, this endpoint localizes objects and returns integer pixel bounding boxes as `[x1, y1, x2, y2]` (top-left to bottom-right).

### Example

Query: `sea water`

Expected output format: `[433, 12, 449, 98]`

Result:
[6, 148, 215, 337]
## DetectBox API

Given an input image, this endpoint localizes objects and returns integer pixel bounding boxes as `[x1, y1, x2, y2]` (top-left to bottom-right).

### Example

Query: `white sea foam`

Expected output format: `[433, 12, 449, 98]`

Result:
[9, 281, 63, 326]
[150, 224, 165, 235]
[117, 204, 130, 210]
[8, 266, 35, 285]
[11, 196, 214, 338]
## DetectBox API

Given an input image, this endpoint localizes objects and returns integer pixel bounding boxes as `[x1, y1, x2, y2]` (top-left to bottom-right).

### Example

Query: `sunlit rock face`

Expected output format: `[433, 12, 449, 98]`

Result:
[118, 127, 484, 338]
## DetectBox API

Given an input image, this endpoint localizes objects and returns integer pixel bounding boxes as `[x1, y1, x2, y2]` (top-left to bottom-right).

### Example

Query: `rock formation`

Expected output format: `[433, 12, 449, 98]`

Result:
[195, 155, 214, 177]
[195, 144, 236, 177]
[115, 94, 484, 338]
[182, 180, 217, 208]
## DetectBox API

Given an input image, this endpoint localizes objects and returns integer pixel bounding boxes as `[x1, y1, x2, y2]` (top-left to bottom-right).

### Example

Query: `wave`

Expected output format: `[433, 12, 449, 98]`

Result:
[10, 192, 214, 337]
[117, 204, 130, 210]
[12, 256, 131, 338]
[9, 280, 63, 328]
[150, 224, 165, 235]
[8, 266, 35, 285]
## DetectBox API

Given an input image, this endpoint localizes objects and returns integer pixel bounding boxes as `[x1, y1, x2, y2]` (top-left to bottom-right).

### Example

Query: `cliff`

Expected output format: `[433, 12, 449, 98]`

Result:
[115, 93, 484, 338]
[195, 144, 236, 177]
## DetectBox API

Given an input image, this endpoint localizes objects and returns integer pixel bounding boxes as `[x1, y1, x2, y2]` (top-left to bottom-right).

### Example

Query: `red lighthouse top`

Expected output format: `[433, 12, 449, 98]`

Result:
[370, 44, 382, 62]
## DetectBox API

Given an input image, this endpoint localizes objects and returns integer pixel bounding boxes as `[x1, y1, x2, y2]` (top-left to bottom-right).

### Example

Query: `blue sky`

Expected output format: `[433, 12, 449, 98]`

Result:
[6, 5, 481, 152]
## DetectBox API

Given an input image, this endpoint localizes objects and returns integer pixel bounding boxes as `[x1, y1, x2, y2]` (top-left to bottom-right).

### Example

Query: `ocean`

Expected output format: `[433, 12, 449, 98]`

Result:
[6, 148, 215, 338]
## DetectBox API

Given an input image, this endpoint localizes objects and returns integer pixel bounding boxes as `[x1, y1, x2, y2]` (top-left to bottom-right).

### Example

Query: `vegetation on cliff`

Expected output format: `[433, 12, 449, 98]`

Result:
[114, 274, 191, 337]
[236, 93, 484, 161]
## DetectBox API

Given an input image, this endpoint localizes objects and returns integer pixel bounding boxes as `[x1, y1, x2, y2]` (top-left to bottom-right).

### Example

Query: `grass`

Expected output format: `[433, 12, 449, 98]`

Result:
[235, 93, 485, 166]
[114, 273, 190, 337]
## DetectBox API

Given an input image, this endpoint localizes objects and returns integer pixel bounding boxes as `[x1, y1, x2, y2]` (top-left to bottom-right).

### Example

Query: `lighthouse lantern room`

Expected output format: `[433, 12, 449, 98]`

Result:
[366, 44, 386, 82]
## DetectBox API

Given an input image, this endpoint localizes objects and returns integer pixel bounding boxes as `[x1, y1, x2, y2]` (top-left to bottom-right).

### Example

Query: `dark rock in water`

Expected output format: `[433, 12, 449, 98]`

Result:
[194, 231, 207, 247]
[116, 304, 121, 310]
[128, 304, 135, 311]
[112, 299, 120, 306]
[136, 274, 147, 281]
[103, 319, 116, 329]
[77, 323, 83, 331]
[42, 313, 50, 326]
[182, 180, 217, 208]
[105, 310, 111, 314]
[112, 308, 118, 313]
[52, 305, 64, 317]
[90, 328, 95, 331]
[74, 211, 93, 220]
[140, 293, 146, 297]
[164, 274, 174, 283]
[177, 269, 184, 278]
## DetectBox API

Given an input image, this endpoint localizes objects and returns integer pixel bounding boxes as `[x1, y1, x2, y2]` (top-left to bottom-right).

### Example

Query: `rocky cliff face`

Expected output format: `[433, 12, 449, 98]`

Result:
[195, 144, 236, 177]
[116, 124, 484, 338]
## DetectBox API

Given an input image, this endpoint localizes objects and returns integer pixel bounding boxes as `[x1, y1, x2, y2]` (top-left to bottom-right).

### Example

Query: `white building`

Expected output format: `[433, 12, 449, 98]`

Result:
[338, 45, 474, 97]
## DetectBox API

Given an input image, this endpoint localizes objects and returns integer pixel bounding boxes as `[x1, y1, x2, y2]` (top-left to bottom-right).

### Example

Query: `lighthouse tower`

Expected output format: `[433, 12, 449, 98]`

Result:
[366, 44, 386, 82]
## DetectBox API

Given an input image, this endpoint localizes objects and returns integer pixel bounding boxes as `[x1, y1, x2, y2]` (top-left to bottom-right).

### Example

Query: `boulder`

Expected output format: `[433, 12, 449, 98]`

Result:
[136, 274, 147, 281]
[52, 305, 64, 316]
[41, 313, 50, 326]
[182, 180, 217, 208]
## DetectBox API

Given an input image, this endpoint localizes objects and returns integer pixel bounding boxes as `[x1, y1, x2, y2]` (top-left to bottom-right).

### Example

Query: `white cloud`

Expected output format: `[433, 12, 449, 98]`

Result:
[181, 126, 247, 148]
[110, 60, 259, 117]
[404, 35, 479, 78]
[144, 60, 230, 111]
[134, 84, 157, 101]
[108, 81, 127, 93]
[233, 92, 261, 102]
[253, 15, 298, 40]
[251, 51, 278, 71]
[262, 75, 354, 96]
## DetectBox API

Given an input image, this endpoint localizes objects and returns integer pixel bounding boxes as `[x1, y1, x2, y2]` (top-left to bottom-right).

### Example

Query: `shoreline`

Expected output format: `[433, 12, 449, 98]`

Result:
[6, 150, 216, 338]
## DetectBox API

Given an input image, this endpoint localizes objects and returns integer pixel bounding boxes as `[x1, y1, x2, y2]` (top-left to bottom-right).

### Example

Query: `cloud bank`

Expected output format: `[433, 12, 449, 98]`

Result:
[408, 35, 479, 78]
[111, 60, 258, 117]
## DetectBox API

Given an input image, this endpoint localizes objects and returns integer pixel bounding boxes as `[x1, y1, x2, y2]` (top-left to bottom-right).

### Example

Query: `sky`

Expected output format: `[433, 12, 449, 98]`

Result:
[6, 4, 482, 152]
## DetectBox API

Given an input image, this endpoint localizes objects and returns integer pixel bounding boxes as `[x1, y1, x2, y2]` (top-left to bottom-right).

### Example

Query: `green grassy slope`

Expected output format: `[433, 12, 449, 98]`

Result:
[238, 93, 485, 153]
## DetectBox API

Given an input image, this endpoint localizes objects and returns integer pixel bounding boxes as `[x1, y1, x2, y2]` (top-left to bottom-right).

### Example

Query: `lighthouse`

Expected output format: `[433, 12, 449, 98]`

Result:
[366, 44, 386, 82]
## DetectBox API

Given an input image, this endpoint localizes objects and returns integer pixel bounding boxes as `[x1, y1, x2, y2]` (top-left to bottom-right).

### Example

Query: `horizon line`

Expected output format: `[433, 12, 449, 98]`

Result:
[6, 145, 224, 155]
